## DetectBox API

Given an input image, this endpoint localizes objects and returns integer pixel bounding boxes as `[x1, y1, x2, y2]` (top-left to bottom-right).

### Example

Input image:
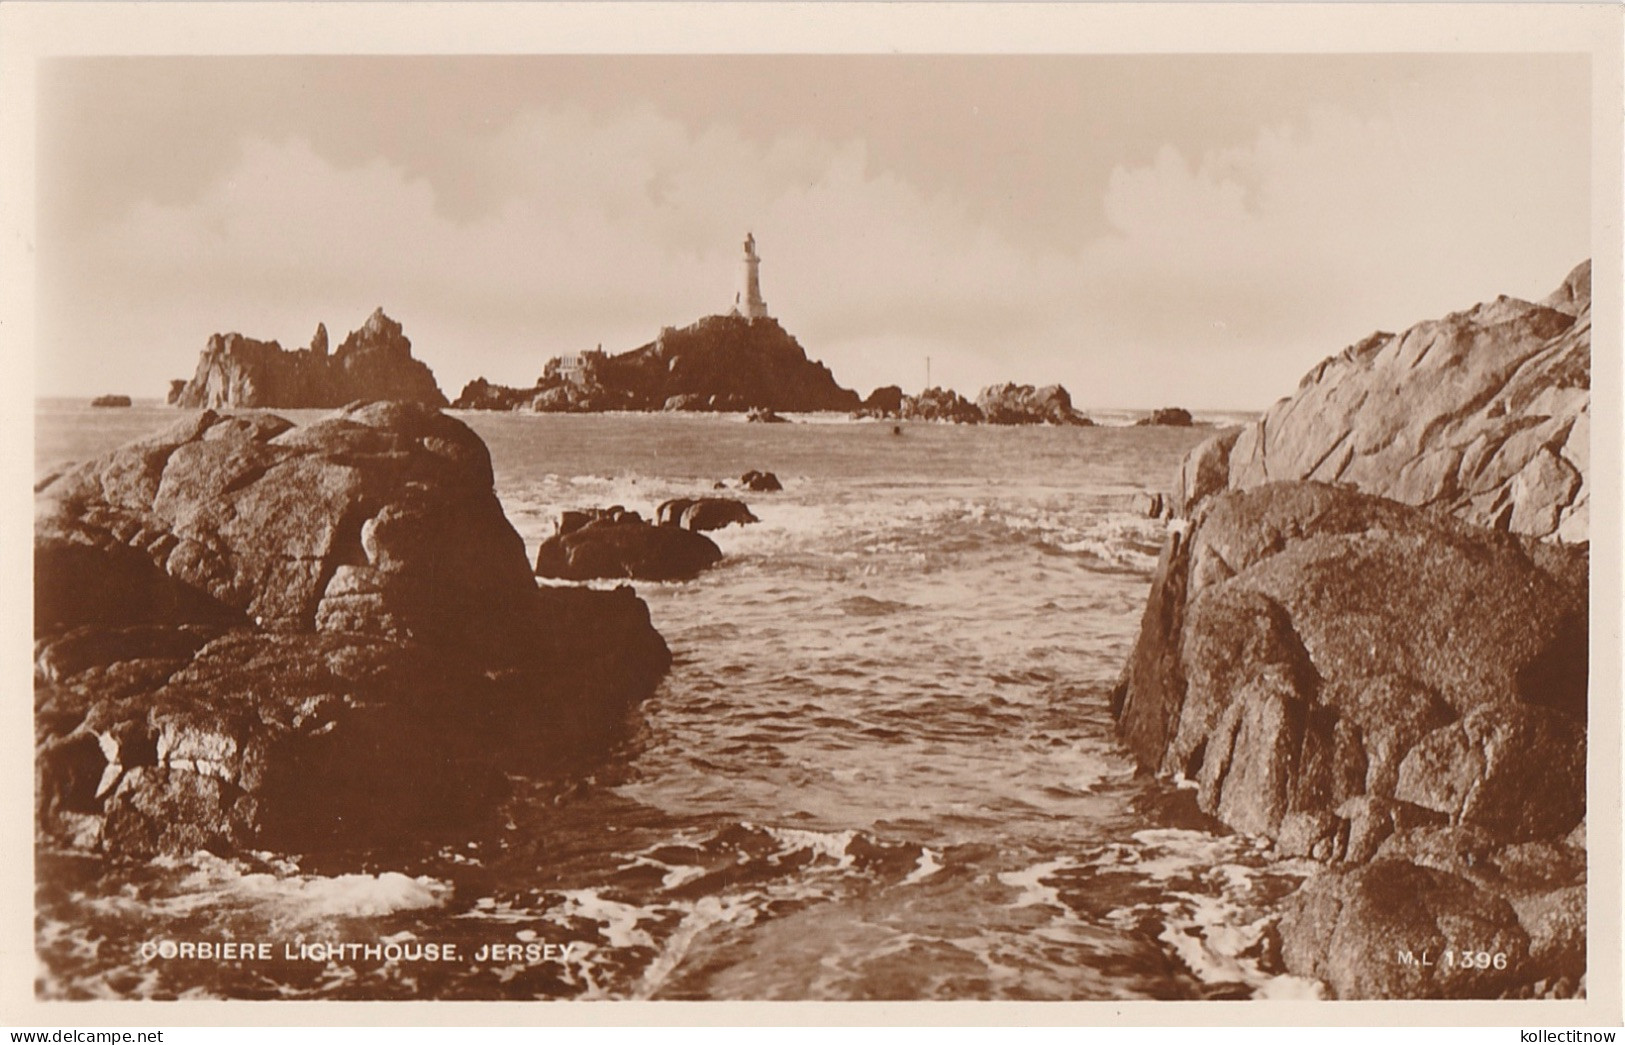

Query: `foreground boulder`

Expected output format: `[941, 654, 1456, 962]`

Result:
[1116, 482, 1585, 826]
[1112, 481, 1587, 998]
[35, 402, 669, 857]
[1112, 262, 1592, 1000]
[170, 310, 449, 410]
[1199, 261, 1590, 541]
[535, 510, 722, 582]
[975, 383, 1092, 425]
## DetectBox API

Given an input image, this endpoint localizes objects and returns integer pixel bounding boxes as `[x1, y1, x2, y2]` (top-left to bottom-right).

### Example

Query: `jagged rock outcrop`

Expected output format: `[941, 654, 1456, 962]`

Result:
[165, 380, 187, 406]
[35, 402, 669, 857]
[170, 309, 449, 411]
[1202, 261, 1590, 541]
[1112, 262, 1591, 999]
[534, 509, 722, 582]
[901, 387, 984, 424]
[975, 383, 1092, 426]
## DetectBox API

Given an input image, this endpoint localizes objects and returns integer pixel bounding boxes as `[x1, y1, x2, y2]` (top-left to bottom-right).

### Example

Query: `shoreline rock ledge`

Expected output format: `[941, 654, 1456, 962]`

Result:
[1112, 261, 1591, 1000]
[35, 401, 670, 859]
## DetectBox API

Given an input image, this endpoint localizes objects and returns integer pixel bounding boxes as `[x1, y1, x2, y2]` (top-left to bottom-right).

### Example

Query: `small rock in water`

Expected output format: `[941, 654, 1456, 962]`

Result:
[740, 470, 782, 492]
[535, 509, 722, 581]
[1136, 407, 1193, 427]
[656, 497, 757, 532]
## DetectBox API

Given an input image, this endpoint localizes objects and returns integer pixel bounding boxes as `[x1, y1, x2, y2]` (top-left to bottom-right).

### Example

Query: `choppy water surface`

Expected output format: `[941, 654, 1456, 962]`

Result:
[35, 403, 1321, 1001]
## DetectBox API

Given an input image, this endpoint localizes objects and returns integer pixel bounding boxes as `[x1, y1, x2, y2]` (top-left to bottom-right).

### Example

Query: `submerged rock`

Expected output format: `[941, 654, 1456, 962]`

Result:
[35, 401, 670, 857]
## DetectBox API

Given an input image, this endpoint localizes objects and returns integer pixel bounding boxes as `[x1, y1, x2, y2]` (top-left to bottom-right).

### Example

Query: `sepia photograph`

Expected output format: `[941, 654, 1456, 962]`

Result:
[3, 1, 1621, 1025]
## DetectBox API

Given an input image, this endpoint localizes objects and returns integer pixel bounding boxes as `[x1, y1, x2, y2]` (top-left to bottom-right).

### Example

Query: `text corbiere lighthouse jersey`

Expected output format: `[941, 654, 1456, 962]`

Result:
[733, 233, 770, 320]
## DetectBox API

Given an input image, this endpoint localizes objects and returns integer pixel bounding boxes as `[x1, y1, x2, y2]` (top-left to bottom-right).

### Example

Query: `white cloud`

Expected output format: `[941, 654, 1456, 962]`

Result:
[43, 81, 1586, 411]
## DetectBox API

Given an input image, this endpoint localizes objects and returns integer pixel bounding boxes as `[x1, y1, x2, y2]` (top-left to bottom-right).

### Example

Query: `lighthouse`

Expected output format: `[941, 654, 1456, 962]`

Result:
[733, 233, 769, 320]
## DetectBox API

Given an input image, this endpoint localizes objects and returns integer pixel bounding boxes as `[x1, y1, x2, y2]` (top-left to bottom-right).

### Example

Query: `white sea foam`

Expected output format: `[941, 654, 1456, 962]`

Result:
[548, 889, 659, 951]
[901, 847, 943, 885]
[222, 871, 452, 919]
[997, 858, 1072, 909]
[761, 824, 859, 868]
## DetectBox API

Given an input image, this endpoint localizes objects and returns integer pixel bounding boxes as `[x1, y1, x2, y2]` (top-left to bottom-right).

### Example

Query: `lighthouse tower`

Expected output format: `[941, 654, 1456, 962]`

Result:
[733, 233, 769, 320]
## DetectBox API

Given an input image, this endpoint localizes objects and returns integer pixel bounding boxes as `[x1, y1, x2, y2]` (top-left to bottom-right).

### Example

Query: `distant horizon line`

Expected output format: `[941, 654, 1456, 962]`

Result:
[31, 393, 1272, 420]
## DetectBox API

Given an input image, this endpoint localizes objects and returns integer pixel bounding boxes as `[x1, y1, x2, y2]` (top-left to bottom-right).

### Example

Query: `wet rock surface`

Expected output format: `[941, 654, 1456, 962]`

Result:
[656, 497, 758, 532]
[35, 402, 670, 858]
[534, 509, 723, 582]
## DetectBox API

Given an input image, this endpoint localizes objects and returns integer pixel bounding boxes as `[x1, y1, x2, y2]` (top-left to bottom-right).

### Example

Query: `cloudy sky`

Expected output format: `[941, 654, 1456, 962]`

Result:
[36, 54, 1589, 409]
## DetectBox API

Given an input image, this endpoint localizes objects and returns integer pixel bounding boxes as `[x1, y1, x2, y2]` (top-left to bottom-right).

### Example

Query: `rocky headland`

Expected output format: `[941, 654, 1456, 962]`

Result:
[453, 314, 860, 415]
[169, 309, 449, 411]
[1111, 261, 1592, 999]
[35, 401, 669, 859]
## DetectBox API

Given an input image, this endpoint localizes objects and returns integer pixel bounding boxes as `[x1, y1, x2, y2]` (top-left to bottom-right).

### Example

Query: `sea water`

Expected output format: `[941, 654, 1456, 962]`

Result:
[33, 401, 1323, 1001]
